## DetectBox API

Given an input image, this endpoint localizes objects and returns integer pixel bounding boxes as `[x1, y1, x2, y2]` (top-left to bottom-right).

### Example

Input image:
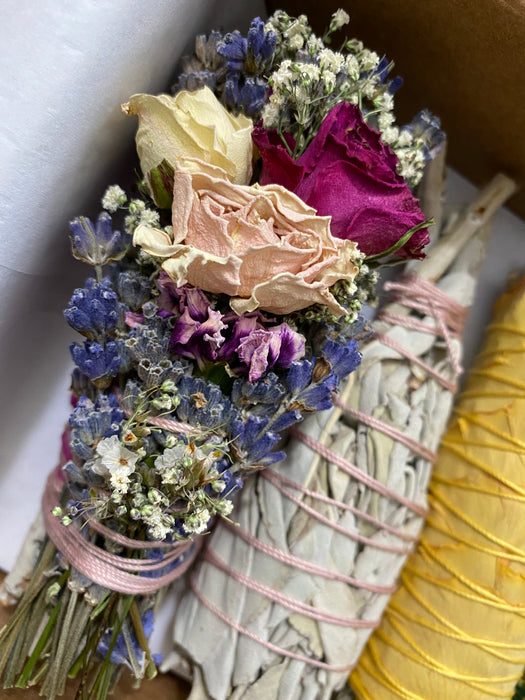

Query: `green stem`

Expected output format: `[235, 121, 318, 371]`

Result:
[277, 122, 294, 158]
[130, 601, 157, 680]
[48, 590, 79, 697]
[365, 219, 433, 263]
[15, 596, 62, 687]
[121, 618, 142, 679]
[87, 595, 134, 700]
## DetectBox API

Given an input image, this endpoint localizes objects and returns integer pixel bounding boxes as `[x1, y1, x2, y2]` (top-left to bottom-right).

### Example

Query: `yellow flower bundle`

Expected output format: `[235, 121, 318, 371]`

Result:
[350, 275, 525, 700]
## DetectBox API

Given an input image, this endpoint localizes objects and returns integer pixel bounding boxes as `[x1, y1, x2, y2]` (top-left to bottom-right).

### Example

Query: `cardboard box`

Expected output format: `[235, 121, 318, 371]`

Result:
[266, 0, 525, 219]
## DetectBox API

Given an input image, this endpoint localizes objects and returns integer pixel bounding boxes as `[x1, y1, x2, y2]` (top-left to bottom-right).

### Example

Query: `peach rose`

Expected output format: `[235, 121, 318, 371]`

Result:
[122, 88, 253, 186]
[133, 159, 362, 316]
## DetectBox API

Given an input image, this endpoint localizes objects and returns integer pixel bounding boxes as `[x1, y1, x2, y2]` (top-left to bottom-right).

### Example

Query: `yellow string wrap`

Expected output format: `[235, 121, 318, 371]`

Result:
[350, 276, 525, 699]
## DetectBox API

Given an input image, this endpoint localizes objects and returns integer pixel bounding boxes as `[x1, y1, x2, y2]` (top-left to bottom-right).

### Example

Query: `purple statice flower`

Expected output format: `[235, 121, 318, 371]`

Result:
[218, 313, 261, 360]
[236, 323, 305, 382]
[69, 212, 130, 266]
[155, 271, 181, 316]
[322, 338, 362, 379]
[64, 277, 124, 340]
[70, 339, 121, 389]
[168, 287, 226, 369]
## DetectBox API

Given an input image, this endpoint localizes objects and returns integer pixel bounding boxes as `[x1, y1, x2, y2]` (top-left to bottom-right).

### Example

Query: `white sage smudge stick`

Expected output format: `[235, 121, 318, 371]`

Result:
[164, 172, 517, 700]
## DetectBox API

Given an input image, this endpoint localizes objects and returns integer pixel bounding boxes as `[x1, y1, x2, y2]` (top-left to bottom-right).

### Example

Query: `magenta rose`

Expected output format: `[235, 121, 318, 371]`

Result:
[252, 103, 429, 259]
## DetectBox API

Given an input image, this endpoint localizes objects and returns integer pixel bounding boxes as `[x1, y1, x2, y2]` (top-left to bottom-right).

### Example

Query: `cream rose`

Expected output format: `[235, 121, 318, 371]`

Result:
[134, 159, 362, 316]
[122, 87, 253, 186]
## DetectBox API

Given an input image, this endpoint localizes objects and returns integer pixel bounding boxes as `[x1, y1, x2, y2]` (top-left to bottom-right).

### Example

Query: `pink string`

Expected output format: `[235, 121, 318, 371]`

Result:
[378, 274, 468, 379]
[262, 469, 413, 555]
[190, 572, 358, 673]
[42, 468, 202, 594]
[114, 387, 200, 435]
[222, 520, 396, 595]
[261, 469, 419, 543]
[380, 276, 468, 337]
[333, 397, 438, 464]
[374, 331, 457, 393]
[203, 547, 378, 629]
[290, 428, 429, 517]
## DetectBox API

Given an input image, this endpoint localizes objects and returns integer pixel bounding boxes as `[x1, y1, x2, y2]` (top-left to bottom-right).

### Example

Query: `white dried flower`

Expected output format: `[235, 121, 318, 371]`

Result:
[362, 82, 378, 99]
[378, 111, 395, 130]
[289, 34, 304, 51]
[318, 48, 345, 74]
[94, 436, 139, 478]
[382, 126, 400, 144]
[261, 102, 282, 130]
[128, 199, 146, 214]
[345, 54, 360, 78]
[183, 507, 211, 535]
[399, 161, 418, 180]
[331, 9, 350, 30]
[216, 499, 234, 517]
[110, 470, 132, 495]
[101, 185, 126, 213]
[323, 70, 336, 92]
[139, 209, 160, 227]
[300, 63, 321, 82]
[284, 18, 307, 39]
[306, 35, 324, 54]
[360, 49, 380, 72]
[378, 92, 394, 112]
[397, 130, 413, 147]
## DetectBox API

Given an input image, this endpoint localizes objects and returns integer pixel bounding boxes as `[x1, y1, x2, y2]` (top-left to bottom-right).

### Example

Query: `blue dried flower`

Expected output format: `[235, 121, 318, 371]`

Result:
[176, 376, 238, 431]
[217, 17, 275, 118]
[97, 609, 160, 669]
[232, 414, 284, 466]
[70, 340, 121, 388]
[231, 372, 285, 414]
[69, 394, 123, 460]
[402, 109, 446, 162]
[64, 278, 123, 339]
[69, 212, 130, 266]
[286, 359, 314, 394]
[219, 18, 275, 75]
[224, 74, 268, 118]
[217, 31, 247, 72]
[322, 338, 362, 379]
[271, 409, 303, 432]
[285, 358, 337, 411]
[116, 270, 152, 311]
[297, 377, 336, 412]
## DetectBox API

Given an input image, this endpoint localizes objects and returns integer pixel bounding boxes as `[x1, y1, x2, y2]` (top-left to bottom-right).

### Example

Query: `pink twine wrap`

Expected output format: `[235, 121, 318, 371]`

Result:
[42, 467, 202, 594]
[190, 273, 465, 672]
